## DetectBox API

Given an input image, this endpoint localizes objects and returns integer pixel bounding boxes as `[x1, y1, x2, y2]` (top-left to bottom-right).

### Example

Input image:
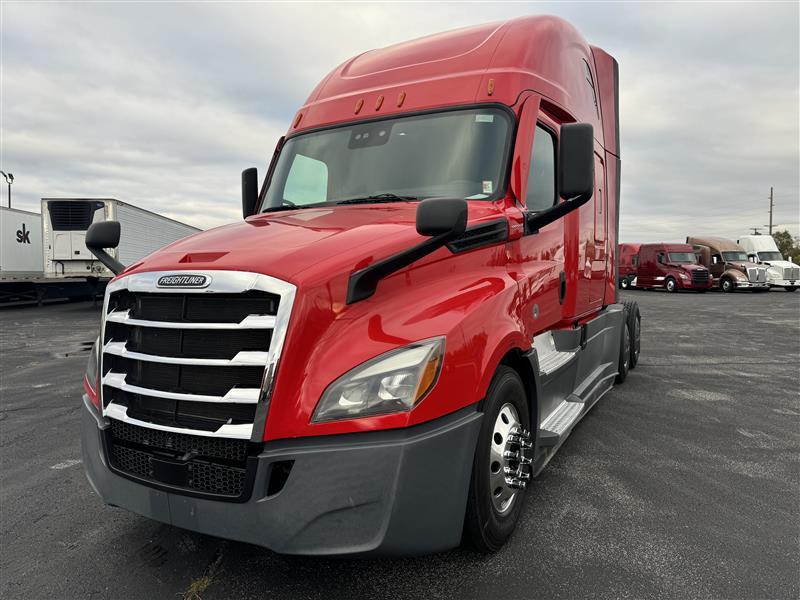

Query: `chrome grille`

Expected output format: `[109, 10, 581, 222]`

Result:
[691, 269, 709, 283]
[100, 271, 296, 440]
[747, 267, 766, 283]
[784, 267, 799, 280]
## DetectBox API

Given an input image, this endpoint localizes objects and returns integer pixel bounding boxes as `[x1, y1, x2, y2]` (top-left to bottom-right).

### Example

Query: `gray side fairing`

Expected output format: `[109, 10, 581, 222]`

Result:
[524, 304, 625, 477]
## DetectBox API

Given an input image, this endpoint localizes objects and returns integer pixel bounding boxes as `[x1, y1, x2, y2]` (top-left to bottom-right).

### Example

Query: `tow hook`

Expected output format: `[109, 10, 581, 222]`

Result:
[503, 426, 533, 489]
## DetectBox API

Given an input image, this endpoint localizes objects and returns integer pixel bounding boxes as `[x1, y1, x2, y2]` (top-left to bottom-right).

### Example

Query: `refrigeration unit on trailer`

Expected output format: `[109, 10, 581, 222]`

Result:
[80, 16, 641, 556]
[42, 198, 199, 280]
[634, 243, 712, 293]
[687, 236, 769, 292]
[737, 235, 798, 291]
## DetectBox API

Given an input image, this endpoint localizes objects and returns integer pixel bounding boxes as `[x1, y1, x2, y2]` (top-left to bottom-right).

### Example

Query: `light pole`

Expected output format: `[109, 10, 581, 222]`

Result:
[0, 171, 13, 208]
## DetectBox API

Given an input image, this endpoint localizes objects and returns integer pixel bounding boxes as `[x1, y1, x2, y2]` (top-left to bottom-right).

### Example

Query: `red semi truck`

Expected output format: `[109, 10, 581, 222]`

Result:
[618, 242, 641, 288]
[634, 243, 713, 292]
[81, 16, 640, 556]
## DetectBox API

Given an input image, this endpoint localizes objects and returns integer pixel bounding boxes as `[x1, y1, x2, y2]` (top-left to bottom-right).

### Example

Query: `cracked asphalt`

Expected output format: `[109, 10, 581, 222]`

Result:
[1, 289, 798, 599]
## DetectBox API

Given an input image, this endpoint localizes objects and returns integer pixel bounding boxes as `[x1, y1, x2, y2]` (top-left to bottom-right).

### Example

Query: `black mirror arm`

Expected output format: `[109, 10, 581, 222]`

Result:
[86, 242, 125, 275]
[525, 191, 593, 234]
[346, 231, 455, 304]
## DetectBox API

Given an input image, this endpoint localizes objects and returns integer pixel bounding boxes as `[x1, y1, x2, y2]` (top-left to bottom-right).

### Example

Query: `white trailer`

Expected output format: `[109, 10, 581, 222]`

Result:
[737, 235, 799, 291]
[1, 207, 43, 281]
[41, 198, 200, 280]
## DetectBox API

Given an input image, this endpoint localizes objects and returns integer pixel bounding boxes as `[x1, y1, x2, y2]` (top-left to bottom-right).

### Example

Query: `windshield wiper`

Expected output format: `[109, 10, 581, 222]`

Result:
[336, 193, 420, 205]
[262, 200, 317, 213]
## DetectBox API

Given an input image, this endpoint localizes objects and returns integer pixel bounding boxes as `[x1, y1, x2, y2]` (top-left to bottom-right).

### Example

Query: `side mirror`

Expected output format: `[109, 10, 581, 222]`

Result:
[86, 221, 125, 275]
[526, 122, 594, 233]
[242, 167, 259, 219]
[416, 198, 468, 238]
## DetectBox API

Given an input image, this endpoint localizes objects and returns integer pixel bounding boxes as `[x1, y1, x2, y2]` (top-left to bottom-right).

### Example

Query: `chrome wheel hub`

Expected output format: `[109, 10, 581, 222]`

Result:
[489, 403, 533, 513]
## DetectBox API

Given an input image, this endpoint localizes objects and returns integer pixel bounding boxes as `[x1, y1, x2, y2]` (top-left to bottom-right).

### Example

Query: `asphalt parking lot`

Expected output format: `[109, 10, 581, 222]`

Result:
[1, 289, 798, 600]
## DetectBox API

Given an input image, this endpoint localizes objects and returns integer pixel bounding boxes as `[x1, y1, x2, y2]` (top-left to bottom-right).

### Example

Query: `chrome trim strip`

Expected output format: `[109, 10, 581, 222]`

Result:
[104, 403, 251, 439]
[105, 309, 276, 330]
[102, 371, 260, 404]
[103, 341, 269, 366]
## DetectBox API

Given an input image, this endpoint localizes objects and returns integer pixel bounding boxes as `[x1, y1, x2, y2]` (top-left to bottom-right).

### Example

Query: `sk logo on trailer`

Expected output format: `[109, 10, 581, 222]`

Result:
[156, 274, 211, 288]
[16, 223, 31, 244]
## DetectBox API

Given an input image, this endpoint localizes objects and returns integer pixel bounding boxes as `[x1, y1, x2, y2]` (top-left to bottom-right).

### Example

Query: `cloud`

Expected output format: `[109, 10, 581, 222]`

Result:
[2, 2, 798, 241]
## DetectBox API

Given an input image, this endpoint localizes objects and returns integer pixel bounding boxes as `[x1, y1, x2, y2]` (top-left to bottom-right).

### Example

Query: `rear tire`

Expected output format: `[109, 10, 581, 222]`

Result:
[464, 366, 530, 553]
[623, 300, 641, 369]
[615, 317, 630, 383]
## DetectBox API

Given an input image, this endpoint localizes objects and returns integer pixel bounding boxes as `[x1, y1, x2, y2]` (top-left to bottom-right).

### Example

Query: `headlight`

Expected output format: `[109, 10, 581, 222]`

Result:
[84, 337, 100, 410]
[679, 273, 689, 279]
[312, 337, 445, 423]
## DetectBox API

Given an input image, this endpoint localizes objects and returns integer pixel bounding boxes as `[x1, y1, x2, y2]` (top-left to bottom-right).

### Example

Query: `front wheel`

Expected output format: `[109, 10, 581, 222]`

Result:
[464, 366, 531, 553]
[721, 278, 735, 293]
[623, 300, 641, 368]
[786, 286, 798, 292]
[620, 277, 630, 290]
[665, 277, 677, 293]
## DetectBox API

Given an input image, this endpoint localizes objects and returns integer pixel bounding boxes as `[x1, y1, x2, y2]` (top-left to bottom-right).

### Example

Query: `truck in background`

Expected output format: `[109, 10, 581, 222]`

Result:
[618, 242, 640, 289]
[687, 236, 769, 292]
[80, 16, 640, 556]
[634, 242, 712, 293]
[737, 234, 799, 292]
[42, 198, 199, 280]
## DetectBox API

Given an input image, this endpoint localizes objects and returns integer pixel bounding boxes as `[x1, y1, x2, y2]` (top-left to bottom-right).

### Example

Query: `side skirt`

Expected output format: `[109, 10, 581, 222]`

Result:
[526, 304, 625, 477]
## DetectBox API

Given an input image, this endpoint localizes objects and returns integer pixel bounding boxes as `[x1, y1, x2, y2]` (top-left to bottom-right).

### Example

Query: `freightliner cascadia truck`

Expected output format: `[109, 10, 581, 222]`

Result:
[80, 16, 640, 556]
[634, 242, 712, 292]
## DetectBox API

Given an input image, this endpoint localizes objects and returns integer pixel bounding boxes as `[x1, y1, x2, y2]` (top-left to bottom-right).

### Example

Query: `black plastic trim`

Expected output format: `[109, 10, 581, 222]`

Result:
[446, 218, 508, 253]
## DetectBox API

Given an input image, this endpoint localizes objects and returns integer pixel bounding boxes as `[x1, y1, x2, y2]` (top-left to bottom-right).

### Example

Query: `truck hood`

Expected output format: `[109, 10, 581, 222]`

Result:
[763, 259, 798, 269]
[119, 203, 504, 286]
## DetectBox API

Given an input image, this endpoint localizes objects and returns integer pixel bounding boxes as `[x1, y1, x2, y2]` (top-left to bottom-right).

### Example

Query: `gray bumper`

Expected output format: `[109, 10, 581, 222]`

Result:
[81, 397, 482, 556]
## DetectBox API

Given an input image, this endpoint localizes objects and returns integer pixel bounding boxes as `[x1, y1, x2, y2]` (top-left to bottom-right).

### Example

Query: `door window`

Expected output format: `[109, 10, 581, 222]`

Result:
[525, 125, 556, 212]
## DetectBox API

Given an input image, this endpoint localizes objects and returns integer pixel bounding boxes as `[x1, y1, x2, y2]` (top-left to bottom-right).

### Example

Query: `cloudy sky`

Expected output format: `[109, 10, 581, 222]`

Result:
[2, 2, 798, 242]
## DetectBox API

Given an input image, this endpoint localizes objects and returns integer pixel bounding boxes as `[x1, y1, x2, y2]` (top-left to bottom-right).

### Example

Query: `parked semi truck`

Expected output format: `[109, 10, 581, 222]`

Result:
[80, 16, 640, 556]
[737, 234, 799, 291]
[42, 198, 199, 280]
[634, 242, 712, 293]
[687, 236, 769, 292]
[618, 242, 640, 288]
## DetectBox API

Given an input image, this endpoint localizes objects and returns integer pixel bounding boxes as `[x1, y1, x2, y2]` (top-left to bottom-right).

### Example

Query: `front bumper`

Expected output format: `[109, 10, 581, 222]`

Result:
[734, 280, 770, 289]
[82, 396, 482, 556]
[769, 279, 798, 287]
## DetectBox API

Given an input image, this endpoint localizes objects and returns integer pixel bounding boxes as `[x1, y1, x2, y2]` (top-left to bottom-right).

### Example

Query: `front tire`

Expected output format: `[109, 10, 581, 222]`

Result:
[786, 286, 798, 292]
[620, 277, 629, 290]
[464, 366, 531, 553]
[721, 278, 734, 293]
[665, 277, 677, 293]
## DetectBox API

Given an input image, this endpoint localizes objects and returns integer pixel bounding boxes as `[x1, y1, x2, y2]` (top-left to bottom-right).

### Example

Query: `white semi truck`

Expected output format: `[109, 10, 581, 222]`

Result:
[737, 235, 799, 292]
[41, 198, 200, 280]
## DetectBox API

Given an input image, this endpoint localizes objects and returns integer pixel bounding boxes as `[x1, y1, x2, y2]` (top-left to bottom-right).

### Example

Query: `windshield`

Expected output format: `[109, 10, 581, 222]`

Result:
[722, 251, 748, 262]
[668, 252, 697, 263]
[758, 251, 783, 261]
[261, 108, 512, 210]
